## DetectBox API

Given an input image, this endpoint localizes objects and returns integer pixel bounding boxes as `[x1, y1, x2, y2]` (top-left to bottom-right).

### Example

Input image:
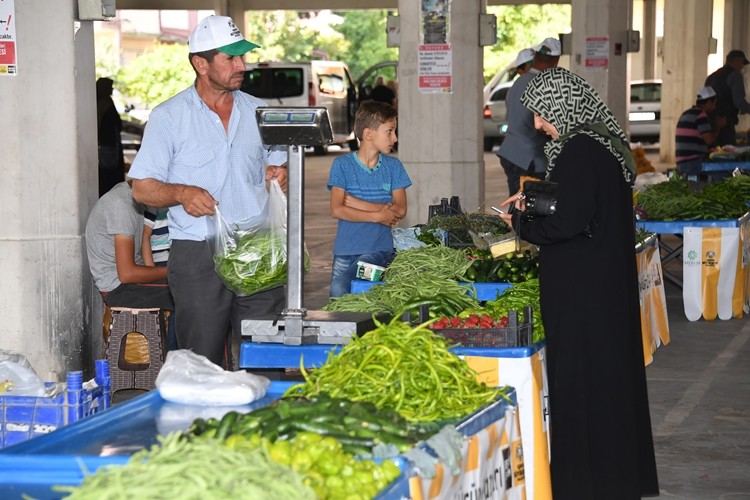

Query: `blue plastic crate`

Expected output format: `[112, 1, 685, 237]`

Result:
[0, 360, 111, 448]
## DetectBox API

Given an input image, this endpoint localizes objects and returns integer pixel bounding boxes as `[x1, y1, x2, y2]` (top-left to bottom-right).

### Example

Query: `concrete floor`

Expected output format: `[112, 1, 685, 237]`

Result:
[123, 145, 750, 498]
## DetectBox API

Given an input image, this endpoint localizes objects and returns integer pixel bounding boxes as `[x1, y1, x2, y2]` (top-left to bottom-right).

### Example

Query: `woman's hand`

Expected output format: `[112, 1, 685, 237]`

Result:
[497, 191, 526, 225]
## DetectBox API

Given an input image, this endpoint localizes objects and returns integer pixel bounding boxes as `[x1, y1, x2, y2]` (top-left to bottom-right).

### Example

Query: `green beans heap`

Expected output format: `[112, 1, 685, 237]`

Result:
[285, 316, 507, 422]
[54, 433, 315, 500]
[383, 246, 474, 282]
[324, 246, 480, 314]
[480, 278, 545, 343]
[637, 174, 750, 220]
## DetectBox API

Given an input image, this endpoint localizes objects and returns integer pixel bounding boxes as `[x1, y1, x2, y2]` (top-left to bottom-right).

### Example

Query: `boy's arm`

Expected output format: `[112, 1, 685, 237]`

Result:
[343, 194, 391, 212]
[141, 225, 155, 267]
[389, 189, 408, 219]
[115, 235, 167, 284]
[330, 187, 400, 226]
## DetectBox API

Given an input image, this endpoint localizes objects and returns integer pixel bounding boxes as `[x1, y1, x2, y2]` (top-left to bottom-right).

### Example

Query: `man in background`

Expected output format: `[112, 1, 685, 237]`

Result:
[705, 49, 750, 146]
[497, 38, 561, 195]
[675, 86, 726, 177]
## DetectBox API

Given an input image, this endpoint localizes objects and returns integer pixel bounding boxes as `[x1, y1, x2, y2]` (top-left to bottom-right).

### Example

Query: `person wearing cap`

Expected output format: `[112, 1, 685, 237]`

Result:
[497, 37, 562, 195]
[705, 49, 750, 146]
[513, 48, 534, 77]
[675, 86, 726, 177]
[128, 15, 288, 369]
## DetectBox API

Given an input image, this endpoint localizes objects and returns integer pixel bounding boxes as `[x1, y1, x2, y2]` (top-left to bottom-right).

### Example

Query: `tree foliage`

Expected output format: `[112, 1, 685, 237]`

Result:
[116, 42, 194, 108]
[328, 10, 398, 80]
[484, 5, 571, 83]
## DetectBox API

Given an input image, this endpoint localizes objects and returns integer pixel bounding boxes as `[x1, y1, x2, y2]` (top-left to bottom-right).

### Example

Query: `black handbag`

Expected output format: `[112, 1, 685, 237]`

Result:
[522, 180, 558, 218]
[518, 180, 595, 237]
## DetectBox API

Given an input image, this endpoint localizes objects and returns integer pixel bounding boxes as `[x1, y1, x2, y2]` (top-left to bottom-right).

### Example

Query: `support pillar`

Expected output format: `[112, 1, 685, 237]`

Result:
[643, 0, 658, 80]
[397, 0, 485, 226]
[0, 1, 98, 379]
[660, 0, 712, 163]
[569, 0, 633, 134]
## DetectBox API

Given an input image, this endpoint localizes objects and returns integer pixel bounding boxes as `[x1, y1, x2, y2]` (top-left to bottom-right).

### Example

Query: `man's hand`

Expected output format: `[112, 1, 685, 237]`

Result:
[178, 186, 218, 217]
[266, 166, 288, 190]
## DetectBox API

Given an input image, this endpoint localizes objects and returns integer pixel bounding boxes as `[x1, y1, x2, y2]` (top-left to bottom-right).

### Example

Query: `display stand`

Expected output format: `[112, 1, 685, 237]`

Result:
[453, 343, 551, 500]
[636, 213, 750, 321]
[239, 341, 550, 500]
[701, 161, 750, 173]
[0, 381, 412, 500]
[351, 279, 512, 301]
[636, 234, 670, 365]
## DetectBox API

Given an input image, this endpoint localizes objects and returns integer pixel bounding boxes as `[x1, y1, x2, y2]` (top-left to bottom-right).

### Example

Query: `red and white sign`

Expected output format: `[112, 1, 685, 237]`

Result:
[0, 0, 17, 75]
[418, 44, 452, 93]
[585, 36, 609, 70]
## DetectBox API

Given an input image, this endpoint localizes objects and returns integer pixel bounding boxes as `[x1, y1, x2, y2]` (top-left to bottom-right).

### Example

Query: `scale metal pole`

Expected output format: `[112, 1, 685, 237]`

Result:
[283, 144, 306, 337]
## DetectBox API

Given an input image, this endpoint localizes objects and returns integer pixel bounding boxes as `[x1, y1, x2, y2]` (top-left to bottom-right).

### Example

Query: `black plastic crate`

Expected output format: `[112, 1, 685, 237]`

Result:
[430, 307, 533, 348]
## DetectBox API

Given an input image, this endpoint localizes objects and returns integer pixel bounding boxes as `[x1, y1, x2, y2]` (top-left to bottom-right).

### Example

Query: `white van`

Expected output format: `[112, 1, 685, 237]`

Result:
[242, 61, 358, 154]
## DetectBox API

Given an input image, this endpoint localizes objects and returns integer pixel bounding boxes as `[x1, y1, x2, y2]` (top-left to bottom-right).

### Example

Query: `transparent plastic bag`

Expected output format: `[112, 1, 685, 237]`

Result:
[0, 360, 46, 397]
[155, 350, 270, 406]
[209, 180, 288, 296]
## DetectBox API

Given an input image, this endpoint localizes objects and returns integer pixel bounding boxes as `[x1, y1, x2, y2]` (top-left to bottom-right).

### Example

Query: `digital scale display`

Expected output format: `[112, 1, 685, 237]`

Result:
[262, 112, 317, 124]
[256, 107, 333, 147]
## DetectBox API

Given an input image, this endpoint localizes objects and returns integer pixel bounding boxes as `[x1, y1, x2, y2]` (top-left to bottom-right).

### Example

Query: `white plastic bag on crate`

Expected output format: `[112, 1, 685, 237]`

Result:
[155, 350, 270, 406]
[0, 360, 46, 397]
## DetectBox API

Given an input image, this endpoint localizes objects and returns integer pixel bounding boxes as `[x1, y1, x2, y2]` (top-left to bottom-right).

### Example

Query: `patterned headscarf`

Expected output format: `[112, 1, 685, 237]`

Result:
[520, 67, 636, 186]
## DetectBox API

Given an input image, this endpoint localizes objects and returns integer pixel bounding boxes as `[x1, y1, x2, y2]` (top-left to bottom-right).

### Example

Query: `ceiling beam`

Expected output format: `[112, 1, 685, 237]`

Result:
[116, 0, 567, 10]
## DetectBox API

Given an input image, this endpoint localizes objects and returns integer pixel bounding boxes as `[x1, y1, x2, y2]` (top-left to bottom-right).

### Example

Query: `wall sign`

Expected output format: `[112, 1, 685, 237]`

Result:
[0, 0, 17, 76]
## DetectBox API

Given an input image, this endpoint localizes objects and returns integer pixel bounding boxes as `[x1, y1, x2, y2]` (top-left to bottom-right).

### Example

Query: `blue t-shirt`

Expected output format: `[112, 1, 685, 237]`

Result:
[327, 152, 411, 255]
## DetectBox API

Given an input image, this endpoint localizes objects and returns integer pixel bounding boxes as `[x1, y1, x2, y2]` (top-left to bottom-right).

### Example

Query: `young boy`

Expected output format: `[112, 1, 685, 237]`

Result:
[85, 181, 174, 313]
[327, 101, 411, 297]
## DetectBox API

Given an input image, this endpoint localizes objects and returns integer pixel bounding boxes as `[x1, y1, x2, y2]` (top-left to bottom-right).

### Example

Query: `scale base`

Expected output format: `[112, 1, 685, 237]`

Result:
[241, 310, 382, 345]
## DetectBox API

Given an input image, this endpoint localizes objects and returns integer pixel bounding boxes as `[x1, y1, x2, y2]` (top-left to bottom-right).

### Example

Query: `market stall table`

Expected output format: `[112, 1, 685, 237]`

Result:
[636, 213, 750, 320]
[239, 341, 551, 500]
[0, 382, 410, 500]
[635, 213, 749, 288]
[701, 161, 750, 173]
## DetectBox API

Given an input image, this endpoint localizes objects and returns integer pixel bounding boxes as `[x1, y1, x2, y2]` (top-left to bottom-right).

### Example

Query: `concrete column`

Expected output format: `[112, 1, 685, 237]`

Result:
[397, 0, 485, 226]
[213, 0, 245, 32]
[0, 1, 99, 379]
[569, 0, 633, 134]
[643, 0, 658, 79]
[660, 0, 712, 163]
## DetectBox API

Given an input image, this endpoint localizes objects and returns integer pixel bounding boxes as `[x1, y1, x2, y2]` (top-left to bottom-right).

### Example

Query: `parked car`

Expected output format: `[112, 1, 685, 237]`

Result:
[482, 81, 514, 151]
[356, 60, 398, 106]
[242, 61, 358, 154]
[629, 80, 662, 143]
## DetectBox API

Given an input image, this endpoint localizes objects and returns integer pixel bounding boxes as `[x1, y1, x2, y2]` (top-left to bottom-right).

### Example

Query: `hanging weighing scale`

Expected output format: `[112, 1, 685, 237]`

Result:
[240, 107, 380, 346]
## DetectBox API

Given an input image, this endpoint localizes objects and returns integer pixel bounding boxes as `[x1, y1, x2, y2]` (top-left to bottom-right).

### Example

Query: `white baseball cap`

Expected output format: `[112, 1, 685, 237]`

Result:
[535, 37, 562, 56]
[514, 48, 535, 68]
[188, 15, 260, 56]
[697, 86, 717, 101]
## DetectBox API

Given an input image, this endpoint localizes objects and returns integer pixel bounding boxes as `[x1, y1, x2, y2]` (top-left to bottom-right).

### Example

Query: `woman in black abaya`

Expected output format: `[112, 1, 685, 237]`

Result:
[498, 68, 659, 499]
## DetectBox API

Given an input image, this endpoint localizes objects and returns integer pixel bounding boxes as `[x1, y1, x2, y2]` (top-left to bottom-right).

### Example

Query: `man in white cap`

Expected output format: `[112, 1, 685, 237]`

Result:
[675, 86, 726, 178]
[128, 15, 288, 368]
[497, 38, 562, 195]
[513, 48, 535, 77]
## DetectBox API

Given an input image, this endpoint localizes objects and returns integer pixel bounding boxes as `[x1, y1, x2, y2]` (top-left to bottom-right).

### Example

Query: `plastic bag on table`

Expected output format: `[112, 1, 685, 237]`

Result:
[155, 350, 270, 406]
[0, 360, 46, 397]
[208, 179, 288, 296]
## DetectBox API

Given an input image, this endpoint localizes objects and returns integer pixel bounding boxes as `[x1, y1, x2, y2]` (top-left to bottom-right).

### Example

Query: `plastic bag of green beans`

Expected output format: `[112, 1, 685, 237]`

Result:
[209, 180, 290, 296]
